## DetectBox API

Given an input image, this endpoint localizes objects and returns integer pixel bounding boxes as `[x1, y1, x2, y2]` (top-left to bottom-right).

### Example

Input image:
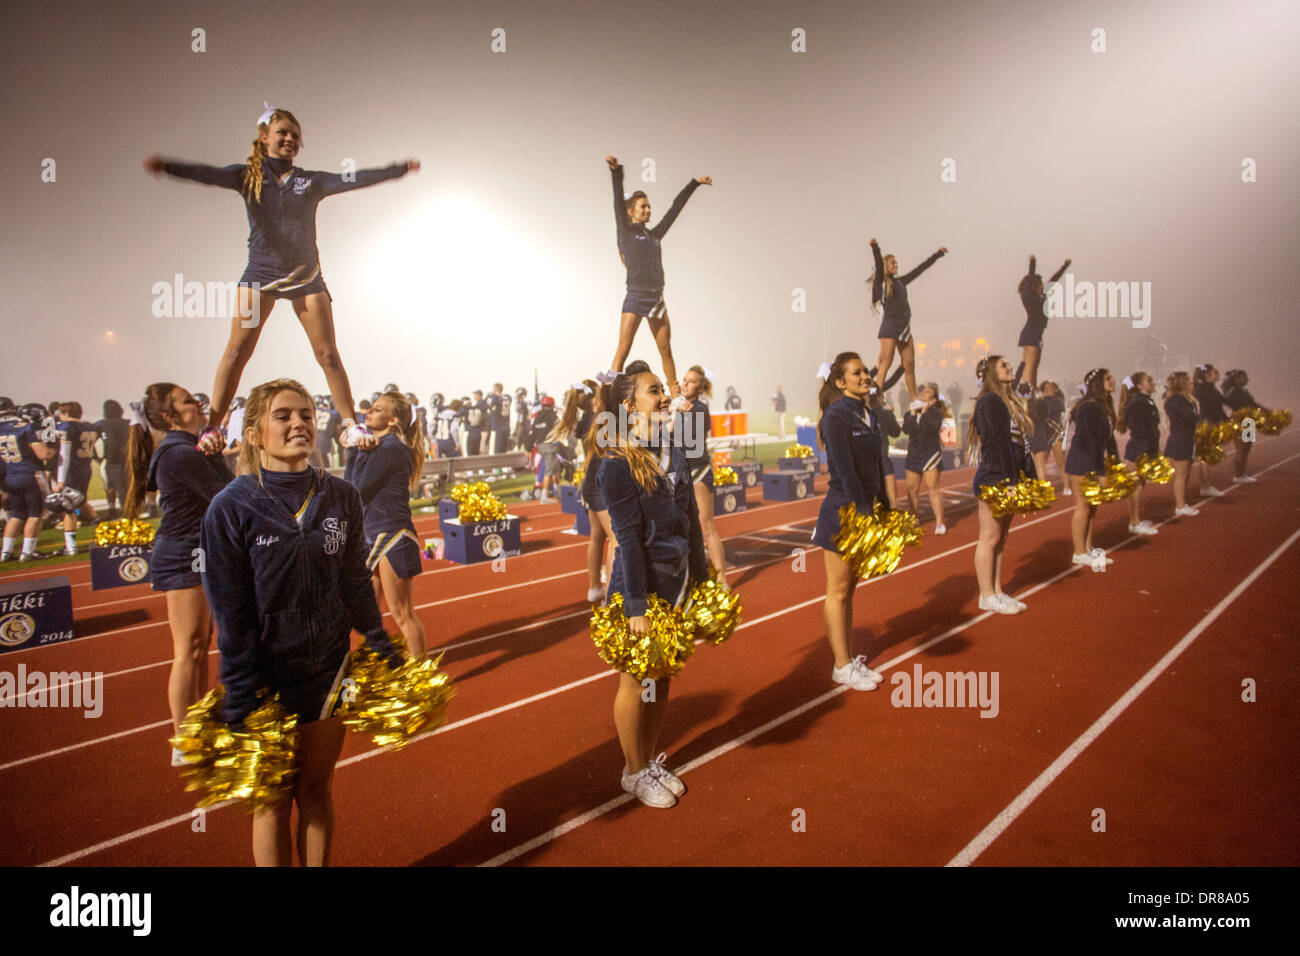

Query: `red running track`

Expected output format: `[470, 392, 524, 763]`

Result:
[1, 439, 1297, 866]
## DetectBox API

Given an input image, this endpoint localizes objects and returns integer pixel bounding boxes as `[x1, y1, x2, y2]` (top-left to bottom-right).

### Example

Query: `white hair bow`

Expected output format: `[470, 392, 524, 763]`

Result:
[257, 101, 278, 126]
[816, 362, 832, 381]
[1121, 375, 1134, 389]
[571, 382, 592, 396]
[127, 401, 148, 429]
[701, 365, 715, 381]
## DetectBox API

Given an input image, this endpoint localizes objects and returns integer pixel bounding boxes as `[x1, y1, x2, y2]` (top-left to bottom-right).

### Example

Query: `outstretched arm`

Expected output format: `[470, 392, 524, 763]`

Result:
[1026, 255, 1038, 280]
[148, 157, 244, 191]
[608, 158, 629, 239]
[1049, 258, 1071, 284]
[649, 178, 705, 239]
[870, 238, 884, 304]
[900, 247, 947, 285]
[317, 160, 416, 198]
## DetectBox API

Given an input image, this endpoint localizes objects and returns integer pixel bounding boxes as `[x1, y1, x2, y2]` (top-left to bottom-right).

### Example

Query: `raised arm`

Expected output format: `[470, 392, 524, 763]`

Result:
[1049, 258, 1071, 284]
[316, 161, 413, 198]
[900, 248, 947, 285]
[609, 159, 630, 240]
[649, 179, 703, 239]
[1026, 255, 1038, 280]
[150, 158, 245, 191]
[870, 239, 885, 304]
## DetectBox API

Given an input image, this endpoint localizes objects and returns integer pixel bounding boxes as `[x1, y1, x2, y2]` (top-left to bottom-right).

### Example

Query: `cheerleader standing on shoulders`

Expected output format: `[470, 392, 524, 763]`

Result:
[1015, 254, 1071, 390]
[1192, 364, 1230, 497]
[345, 391, 428, 658]
[869, 237, 947, 402]
[1028, 381, 1070, 495]
[145, 106, 418, 453]
[596, 363, 707, 808]
[902, 383, 948, 534]
[581, 378, 623, 603]
[813, 352, 893, 689]
[1065, 368, 1119, 567]
[1162, 372, 1200, 516]
[1116, 373, 1161, 535]
[678, 365, 728, 579]
[126, 384, 233, 764]
[602, 156, 712, 392]
[968, 356, 1033, 614]
[1221, 369, 1261, 484]
[201, 378, 401, 865]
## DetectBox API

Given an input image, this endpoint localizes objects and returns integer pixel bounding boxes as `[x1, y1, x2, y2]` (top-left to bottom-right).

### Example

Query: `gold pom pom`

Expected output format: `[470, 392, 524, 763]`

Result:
[338, 635, 456, 750]
[785, 444, 814, 459]
[1260, 408, 1292, 436]
[1080, 456, 1139, 505]
[832, 502, 923, 580]
[1194, 420, 1237, 463]
[93, 519, 156, 547]
[573, 468, 584, 488]
[713, 466, 738, 487]
[1134, 453, 1174, 484]
[448, 480, 507, 522]
[684, 569, 742, 645]
[977, 475, 1057, 518]
[170, 688, 299, 811]
[590, 592, 696, 681]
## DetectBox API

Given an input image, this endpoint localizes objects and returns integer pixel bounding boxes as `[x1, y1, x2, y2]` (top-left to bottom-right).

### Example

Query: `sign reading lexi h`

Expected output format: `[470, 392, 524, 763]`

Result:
[442, 516, 523, 565]
[90, 544, 154, 590]
[0, 575, 75, 654]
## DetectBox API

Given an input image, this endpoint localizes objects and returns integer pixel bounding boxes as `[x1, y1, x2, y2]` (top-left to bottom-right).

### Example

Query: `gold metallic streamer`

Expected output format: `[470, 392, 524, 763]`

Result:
[339, 635, 456, 750]
[977, 475, 1057, 518]
[784, 444, 814, 459]
[831, 502, 923, 580]
[93, 519, 156, 547]
[713, 466, 739, 487]
[1080, 456, 1139, 505]
[684, 569, 742, 645]
[448, 480, 507, 522]
[1134, 453, 1175, 484]
[1234, 406, 1292, 437]
[590, 592, 696, 681]
[170, 688, 299, 812]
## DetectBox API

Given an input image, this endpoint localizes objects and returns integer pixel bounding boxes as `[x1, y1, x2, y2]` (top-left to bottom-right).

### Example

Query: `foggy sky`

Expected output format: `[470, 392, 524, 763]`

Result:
[2, 0, 1297, 416]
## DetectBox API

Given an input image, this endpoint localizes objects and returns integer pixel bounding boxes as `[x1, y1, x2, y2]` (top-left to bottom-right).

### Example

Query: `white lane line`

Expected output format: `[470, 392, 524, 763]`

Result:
[946, 525, 1300, 867]
[0, 719, 173, 773]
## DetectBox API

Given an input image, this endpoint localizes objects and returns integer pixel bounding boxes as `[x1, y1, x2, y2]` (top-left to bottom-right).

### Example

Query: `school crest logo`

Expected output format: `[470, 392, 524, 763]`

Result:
[118, 557, 149, 583]
[722, 493, 737, 513]
[482, 534, 504, 558]
[323, 517, 347, 555]
[0, 613, 35, 647]
[292, 177, 312, 195]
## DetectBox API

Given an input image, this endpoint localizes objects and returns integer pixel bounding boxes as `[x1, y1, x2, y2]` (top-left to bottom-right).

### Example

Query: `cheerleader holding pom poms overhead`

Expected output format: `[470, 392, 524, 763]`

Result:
[1192, 364, 1231, 496]
[969, 355, 1039, 615]
[144, 105, 419, 453]
[1116, 373, 1164, 535]
[603, 156, 712, 393]
[812, 353, 894, 689]
[1064, 368, 1121, 568]
[902, 383, 949, 533]
[1163, 371, 1200, 516]
[124, 384, 232, 765]
[345, 391, 428, 658]
[869, 237, 947, 403]
[594, 362, 709, 808]
[196, 378, 410, 865]
[1016, 254, 1071, 390]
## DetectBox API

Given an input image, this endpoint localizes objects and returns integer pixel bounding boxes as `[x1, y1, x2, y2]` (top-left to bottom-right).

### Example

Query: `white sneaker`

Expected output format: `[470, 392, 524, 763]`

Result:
[171, 748, 186, 768]
[1089, 547, 1114, 565]
[646, 752, 686, 797]
[1071, 552, 1095, 566]
[1232, 475, 1256, 484]
[934, 524, 947, 536]
[338, 420, 371, 447]
[586, 586, 606, 603]
[622, 768, 677, 808]
[1062, 485, 1072, 496]
[1128, 522, 1158, 536]
[832, 656, 879, 691]
[0, 553, 10, 563]
[1175, 505, 1199, 517]
[978, 594, 1020, 615]
[996, 592, 1027, 612]
[1200, 486, 1224, 497]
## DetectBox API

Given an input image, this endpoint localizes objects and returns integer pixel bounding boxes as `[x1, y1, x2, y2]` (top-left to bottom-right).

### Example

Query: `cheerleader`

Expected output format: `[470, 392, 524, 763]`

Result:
[678, 366, 728, 578]
[537, 387, 584, 504]
[125, 384, 233, 763]
[580, 378, 622, 603]
[346, 391, 428, 658]
[596, 363, 707, 808]
[902, 383, 949, 534]
[812, 352, 893, 689]
[145, 106, 418, 453]
[1116, 373, 1160, 535]
[1221, 369, 1261, 484]
[1064, 368, 1119, 566]
[968, 356, 1033, 613]
[1015, 255, 1071, 390]
[869, 237, 947, 403]
[603, 156, 712, 392]
[1028, 381, 1070, 495]
[1163, 372, 1200, 516]
[1192, 364, 1230, 497]
[201, 378, 400, 865]
[0, 405, 57, 562]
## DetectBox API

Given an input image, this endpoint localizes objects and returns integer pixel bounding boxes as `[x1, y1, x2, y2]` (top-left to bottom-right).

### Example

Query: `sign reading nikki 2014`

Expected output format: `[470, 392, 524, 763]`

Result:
[0, 575, 75, 654]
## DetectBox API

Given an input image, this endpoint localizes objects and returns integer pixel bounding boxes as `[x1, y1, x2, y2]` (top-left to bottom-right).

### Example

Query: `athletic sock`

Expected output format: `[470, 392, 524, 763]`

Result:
[64, 531, 77, 550]
[22, 537, 37, 555]
[2, 537, 14, 555]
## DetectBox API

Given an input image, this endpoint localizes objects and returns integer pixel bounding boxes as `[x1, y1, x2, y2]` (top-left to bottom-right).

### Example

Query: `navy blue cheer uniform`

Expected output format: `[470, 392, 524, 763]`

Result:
[1122, 393, 1161, 462]
[813, 396, 891, 553]
[677, 397, 714, 489]
[612, 165, 701, 318]
[1065, 400, 1119, 477]
[1194, 380, 1230, 424]
[202, 469, 396, 724]
[903, 405, 945, 473]
[1018, 256, 1068, 349]
[57, 420, 100, 496]
[599, 443, 707, 616]
[344, 432, 421, 579]
[1164, 394, 1198, 461]
[972, 393, 1032, 496]
[871, 243, 945, 344]
[0, 418, 47, 520]
[875, 403, 900, 473]
[1224, 385, 1262, 413]
[1028, 392, 1065, 454]
[161, 156, 408, 299]
[147, 430, 233, 591]
[576, 412, 606, 511]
